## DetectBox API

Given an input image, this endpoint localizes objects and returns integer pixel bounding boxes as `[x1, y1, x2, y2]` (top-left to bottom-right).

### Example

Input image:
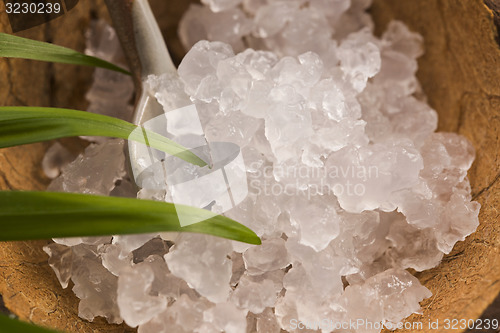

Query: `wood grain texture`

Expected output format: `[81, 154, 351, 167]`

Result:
[370, 1, 500, 332]
[0, 1, 134, 332]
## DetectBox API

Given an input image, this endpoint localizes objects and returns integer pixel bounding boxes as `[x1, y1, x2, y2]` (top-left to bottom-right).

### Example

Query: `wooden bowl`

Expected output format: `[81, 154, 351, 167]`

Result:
[0, 1, 498, 332]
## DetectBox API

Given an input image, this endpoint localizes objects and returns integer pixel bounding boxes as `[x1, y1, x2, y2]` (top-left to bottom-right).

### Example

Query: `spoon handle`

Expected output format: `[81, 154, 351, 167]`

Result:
[104, 0, 177, 86]
[104, 0, 141, 84]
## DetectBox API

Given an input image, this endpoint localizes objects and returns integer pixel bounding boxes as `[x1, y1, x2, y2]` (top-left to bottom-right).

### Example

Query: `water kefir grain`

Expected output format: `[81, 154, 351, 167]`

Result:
[43, 1, 480, 332]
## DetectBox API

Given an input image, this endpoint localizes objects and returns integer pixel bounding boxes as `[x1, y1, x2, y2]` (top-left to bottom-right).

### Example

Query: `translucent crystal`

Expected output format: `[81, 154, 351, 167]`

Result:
[437, 187, 480, 254]
[280, 263, 341, 327]
[386, 214, 444, 271]
[44, 2, 482, 332]
[43, 243, 74, 289]
[164, 234, 233, 302]
[264, 85, 313, 161]
[70, 244, 122, 324]
[42, 143, 75, 179]
[138, 294, 213, 333]
[84, 20, 134, 122]
[204, 302, 248, 333]
[310, 78, 349, 122]
[231, 274, 278, 313]
[337, 28, 381, 92]
[204, 110, 261, 146]
[47, 139, 126, 195]
[285, 239, 345, 296]
[276, 7, 333, 57]
[253, 1, 302, 38]
[201, 0, 243, 12]
[310, 0, 351, 22]
[179, 5, 252, 52]
[178, 40, 234, 102]
[287, 193, 341, 251]
[382, 21, 424, 60]
[100, 243, 132, 276]
[342, 268, 432, 326]
[243, 238, 290, 275]
[112, 234, 160, 257]
[117, 264, 168, 327]
[420, 132, 475, 196]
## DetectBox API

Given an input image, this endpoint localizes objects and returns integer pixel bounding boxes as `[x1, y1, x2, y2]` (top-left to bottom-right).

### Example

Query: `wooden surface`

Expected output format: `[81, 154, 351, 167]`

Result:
[0, 0, 498, 332]
[0, 1, 136, 332]
[0, 1, 195, 332]
[370, 1, 500, 332]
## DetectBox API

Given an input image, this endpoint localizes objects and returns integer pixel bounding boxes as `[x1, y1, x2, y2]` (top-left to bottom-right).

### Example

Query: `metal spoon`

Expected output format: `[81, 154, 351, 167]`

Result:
[104, 0, 204, 182]
[104, 1, 248, 227]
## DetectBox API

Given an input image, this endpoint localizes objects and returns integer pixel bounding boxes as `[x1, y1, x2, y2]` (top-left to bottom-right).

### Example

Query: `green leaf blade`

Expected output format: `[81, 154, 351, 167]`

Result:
[0, 315, 62, 333]
[0, 191, 261, 245]
[0, 33, 131, 75]
[0, 106, 207, 167]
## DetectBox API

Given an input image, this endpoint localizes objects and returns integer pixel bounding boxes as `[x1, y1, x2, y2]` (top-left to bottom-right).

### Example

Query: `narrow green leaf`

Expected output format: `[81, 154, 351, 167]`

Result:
[0, 191, 261, 245]
[0, 106, 206, 167]
[0, 314, 63, 333]
[0, 32, 130, 75]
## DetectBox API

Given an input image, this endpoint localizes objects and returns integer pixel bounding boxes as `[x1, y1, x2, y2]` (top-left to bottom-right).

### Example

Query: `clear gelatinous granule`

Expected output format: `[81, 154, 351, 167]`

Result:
[44, 1, 480, 332]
